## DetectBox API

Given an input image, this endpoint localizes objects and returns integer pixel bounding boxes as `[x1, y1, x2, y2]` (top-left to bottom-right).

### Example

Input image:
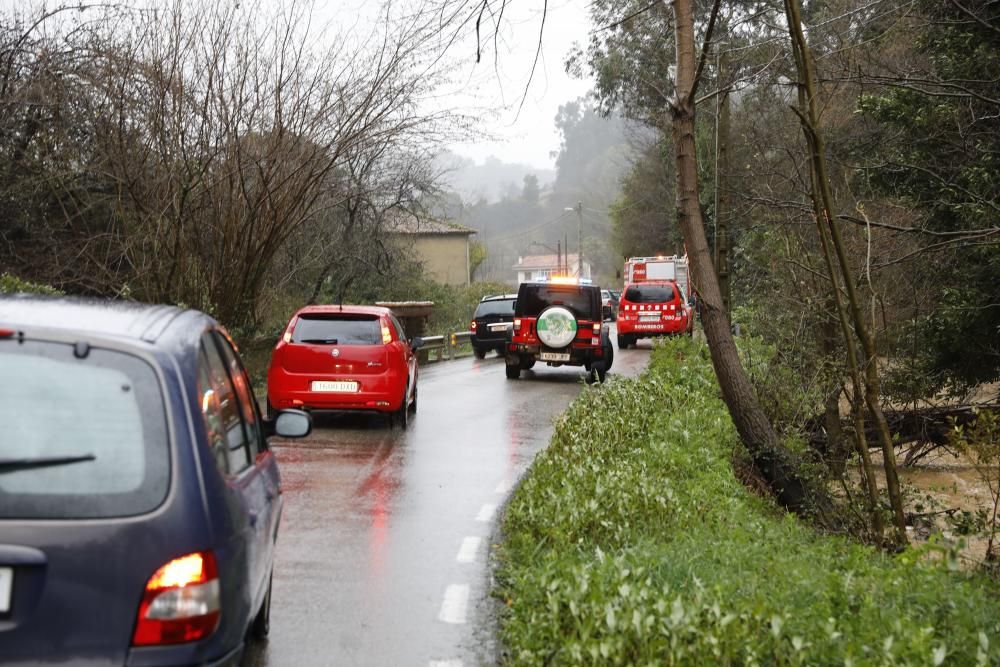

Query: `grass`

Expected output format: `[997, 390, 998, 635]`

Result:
[497, 337, 1000, 665]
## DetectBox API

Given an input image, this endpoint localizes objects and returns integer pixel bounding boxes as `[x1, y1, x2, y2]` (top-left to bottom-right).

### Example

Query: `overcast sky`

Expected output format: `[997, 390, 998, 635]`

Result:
[441, 0, 596, 169]
[331, 0, 595, 170]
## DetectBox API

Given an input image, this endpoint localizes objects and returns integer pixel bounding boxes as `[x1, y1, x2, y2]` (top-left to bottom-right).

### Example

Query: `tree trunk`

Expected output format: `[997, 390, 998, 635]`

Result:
[669, 0, 822, 515]
[714, 45, 731, 313]
[818, 310, 847, 476]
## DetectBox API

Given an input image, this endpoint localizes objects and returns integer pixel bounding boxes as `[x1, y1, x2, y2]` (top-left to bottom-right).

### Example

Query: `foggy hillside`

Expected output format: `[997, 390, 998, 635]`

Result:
[444, 99, 635, 286]
[436, 152, 555, 204]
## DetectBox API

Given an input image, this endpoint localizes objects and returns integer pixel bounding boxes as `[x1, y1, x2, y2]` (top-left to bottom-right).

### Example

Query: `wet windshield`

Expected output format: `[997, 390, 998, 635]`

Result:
[293, 315, 381, 345]
[516, 285, 599, 320]
[0, 340, 169, 519]
[624, 284, 678, 303]
[475, 299, 515, 317]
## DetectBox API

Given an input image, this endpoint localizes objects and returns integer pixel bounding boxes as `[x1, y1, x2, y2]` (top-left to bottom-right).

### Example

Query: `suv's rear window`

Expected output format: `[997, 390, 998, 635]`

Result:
[292, 314, 381, 345]
[624, 284, 678, 303]
[475, 299, 515, 318]
[0, 340, 169, 519]
[516, 285, 600, 320]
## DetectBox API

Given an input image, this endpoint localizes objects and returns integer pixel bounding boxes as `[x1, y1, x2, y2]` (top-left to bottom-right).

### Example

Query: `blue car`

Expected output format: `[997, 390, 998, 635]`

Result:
[0, 296, 311, 665]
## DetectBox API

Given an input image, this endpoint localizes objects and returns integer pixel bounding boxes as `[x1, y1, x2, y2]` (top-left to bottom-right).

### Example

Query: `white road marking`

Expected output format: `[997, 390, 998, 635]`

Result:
[438, 584, 470, 624]
[456, 536, 481, 564]
[494, 479, 509, 494]
[429, 661, 463, 667]
[475, 503, 496, 522]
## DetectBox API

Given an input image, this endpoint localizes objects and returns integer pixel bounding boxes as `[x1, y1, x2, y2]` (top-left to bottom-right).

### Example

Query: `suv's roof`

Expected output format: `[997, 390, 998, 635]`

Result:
[294, 304, 391, 317]
[0, 294, 201, 344]
[519, 280, 599, 290]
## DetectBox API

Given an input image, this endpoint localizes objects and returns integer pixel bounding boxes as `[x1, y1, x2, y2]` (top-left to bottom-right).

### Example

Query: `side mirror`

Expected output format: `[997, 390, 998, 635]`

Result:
[602, 305, 612, 321]
[273, 409, 311, 438]
[410, 336, 424, 350]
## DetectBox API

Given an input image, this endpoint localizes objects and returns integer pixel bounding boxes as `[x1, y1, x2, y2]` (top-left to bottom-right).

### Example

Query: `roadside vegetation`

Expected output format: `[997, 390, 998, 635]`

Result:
[497, 338, 1000, 665]
[0, 274, 62, 296]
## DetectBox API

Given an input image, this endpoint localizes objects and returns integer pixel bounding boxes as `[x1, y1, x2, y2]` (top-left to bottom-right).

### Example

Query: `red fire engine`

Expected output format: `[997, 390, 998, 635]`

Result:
[616, 255, 694, 348]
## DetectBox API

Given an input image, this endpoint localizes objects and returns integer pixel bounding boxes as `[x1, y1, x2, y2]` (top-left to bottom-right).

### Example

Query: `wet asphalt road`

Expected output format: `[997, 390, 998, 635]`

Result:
[244, 336, 651, 667]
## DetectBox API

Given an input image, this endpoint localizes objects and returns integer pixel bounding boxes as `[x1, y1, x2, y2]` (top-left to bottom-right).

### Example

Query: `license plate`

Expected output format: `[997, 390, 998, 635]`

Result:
[0, 567, 11, 613]
[311, 380, 359, 393]
[539, 352, 570, 362]
[488, 323, 510, 332]
[639, 314, 660, 321]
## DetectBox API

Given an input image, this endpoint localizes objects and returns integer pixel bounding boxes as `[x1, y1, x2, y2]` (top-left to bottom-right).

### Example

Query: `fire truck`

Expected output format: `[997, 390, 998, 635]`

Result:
[617, 255, 694, 348]
[623, 255, 691, 299]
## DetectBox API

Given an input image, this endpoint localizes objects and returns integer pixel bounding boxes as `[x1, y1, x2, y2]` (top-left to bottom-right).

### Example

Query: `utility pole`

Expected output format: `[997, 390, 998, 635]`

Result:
[565, 201, 583, 277]
[564, 233, 569, 274]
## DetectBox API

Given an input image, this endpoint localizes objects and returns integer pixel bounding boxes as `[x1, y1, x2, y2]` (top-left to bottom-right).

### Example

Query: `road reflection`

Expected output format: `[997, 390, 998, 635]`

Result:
[246, 343, 651, 665]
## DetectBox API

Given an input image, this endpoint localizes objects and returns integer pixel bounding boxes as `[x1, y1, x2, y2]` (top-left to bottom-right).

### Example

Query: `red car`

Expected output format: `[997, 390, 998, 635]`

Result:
[267, 305, 422, 428]
[616, 280, 693, 349]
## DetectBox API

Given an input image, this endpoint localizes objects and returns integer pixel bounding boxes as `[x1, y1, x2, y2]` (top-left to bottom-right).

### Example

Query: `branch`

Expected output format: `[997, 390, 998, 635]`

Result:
[837, 215, 1000, 239]
[688, 0, 722, 106]
[514, 0, 546, 119]
[947, 0, 1000, 36]
[595, 1, 659, 33]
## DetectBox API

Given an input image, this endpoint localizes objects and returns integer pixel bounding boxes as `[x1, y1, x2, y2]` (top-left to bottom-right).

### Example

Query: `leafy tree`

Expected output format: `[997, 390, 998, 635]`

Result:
[521, 174, 540, 204]
[609, 140, 680, 258]
[856, 0, 1000, 395]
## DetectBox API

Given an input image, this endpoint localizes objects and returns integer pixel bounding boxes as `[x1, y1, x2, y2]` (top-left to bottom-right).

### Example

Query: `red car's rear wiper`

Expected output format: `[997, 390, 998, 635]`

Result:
[299, 339, 338, 344]
[0, 454, 96, 474]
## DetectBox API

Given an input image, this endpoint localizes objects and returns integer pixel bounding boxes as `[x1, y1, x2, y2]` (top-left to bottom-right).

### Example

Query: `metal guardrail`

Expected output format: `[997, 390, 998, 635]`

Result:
[419, 331, 474, 363]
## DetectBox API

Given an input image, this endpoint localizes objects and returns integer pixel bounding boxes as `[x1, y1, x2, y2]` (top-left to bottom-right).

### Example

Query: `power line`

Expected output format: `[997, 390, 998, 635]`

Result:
[485, 210, 575, 243]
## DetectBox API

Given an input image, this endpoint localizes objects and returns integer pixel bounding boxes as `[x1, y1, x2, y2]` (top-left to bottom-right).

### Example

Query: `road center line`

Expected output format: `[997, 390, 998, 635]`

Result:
[475, 503, 496, 522]
[438, 584, 470, 624]
[456, 536, 481, 563]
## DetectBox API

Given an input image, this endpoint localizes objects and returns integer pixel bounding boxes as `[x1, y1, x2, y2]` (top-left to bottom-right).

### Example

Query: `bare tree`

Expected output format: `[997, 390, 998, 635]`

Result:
[1, 0, 460, 328]
[781, 0, 907, 545]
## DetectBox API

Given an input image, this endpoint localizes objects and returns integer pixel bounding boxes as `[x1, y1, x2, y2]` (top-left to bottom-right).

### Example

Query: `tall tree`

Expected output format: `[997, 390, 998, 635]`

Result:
[666, 0, 821, 513]
[781, 0, 908, 544]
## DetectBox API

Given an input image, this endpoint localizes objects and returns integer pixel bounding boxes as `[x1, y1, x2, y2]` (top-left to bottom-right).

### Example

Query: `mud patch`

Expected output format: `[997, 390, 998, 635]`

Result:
[857, 449, 997, 568]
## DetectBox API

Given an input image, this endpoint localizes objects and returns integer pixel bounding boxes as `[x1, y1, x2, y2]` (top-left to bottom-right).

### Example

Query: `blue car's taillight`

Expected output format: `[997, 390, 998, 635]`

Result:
[132, 551, 221, 646]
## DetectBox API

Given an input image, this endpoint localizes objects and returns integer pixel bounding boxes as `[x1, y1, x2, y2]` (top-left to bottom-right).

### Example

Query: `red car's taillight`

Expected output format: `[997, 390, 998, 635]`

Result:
[513, 318, 522, 332]
[132, 551, 221, 646]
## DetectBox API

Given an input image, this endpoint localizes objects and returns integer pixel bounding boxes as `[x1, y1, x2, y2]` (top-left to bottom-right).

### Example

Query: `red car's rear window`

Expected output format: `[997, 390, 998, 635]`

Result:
[623, 284, 677, 303]
[292, 314, 381, 345]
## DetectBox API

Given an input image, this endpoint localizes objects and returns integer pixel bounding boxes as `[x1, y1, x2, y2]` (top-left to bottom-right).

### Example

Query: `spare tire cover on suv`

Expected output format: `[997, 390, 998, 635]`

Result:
[536, 306, 578, 348]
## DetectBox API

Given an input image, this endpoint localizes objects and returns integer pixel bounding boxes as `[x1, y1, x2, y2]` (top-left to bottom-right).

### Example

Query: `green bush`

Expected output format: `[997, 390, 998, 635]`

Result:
[498, 337, 1000, 665]
[0, 273, 62, 296]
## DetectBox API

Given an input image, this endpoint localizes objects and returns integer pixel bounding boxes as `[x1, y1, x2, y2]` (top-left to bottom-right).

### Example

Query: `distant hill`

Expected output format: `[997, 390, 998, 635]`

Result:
[436, 151, 555, 204]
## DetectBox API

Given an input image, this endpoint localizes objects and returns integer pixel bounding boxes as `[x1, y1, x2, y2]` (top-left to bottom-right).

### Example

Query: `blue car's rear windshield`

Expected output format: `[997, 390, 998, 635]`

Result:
[0, 339, 170, 519]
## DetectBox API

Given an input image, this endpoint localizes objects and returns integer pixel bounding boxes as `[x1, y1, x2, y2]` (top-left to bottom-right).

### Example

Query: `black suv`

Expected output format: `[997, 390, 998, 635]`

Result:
[506, 281, 614, 382]
[470, 293, 517, 358]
